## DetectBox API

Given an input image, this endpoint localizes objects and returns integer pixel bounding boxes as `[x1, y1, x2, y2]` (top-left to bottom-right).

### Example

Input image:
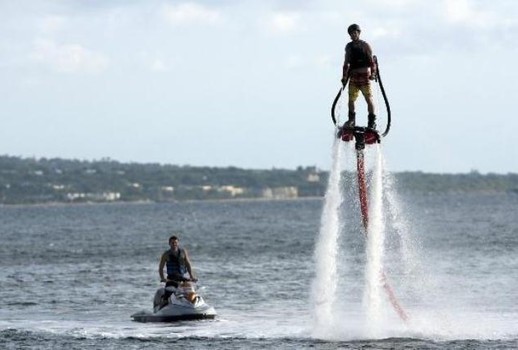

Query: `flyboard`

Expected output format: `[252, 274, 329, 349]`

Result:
[331, 56, 408, 322]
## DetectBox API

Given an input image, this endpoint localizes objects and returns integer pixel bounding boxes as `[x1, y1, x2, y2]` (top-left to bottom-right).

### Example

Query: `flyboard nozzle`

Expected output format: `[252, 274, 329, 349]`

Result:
[355, 132, 366, 150]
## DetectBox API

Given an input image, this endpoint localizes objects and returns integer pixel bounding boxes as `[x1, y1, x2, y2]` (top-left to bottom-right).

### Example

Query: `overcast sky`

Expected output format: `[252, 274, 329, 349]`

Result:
[1, 0, 517, 173]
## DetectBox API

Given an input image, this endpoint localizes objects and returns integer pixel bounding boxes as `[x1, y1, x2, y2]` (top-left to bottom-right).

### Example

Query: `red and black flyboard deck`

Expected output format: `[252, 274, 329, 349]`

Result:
[337, 126, 380, 150]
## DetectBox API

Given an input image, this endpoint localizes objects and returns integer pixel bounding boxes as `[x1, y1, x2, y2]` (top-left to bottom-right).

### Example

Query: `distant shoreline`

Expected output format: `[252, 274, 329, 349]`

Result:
[0, 196, 327, 208]
[1, 155, 517, 205]
[2, 191, 518, 208]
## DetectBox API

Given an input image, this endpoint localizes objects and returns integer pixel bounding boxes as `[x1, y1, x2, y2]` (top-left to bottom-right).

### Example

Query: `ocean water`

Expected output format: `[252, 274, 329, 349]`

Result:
[1, 181, 517, 348]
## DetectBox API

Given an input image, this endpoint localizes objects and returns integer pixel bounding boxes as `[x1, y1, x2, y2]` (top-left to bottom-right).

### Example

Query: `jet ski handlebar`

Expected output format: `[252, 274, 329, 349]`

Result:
[162, 278, 198, 283]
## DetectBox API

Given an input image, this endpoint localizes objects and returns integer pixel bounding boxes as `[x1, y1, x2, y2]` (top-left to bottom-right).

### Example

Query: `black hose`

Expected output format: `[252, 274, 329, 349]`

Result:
[374, 55, 391, 137]
[331, 78, 348, 127]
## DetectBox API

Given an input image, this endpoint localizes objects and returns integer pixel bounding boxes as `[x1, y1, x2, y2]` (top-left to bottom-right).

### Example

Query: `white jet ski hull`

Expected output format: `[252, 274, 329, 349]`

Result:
[131, 285, 216, 323]
[131, 308, 216, 322]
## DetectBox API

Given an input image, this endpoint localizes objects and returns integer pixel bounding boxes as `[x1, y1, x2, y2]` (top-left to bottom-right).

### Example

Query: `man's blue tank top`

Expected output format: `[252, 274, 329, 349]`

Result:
[165, 248, 187, 278]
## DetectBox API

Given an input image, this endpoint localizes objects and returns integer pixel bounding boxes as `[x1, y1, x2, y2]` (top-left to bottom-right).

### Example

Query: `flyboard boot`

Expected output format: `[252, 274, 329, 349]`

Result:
[367, 113, 377, 130]
[337, 111, 356, 138]
[344, 111, 356, 128]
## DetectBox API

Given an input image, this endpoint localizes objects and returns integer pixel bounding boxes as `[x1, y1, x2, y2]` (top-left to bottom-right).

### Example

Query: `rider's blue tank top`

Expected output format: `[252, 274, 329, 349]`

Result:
[165, 248, 187, 278]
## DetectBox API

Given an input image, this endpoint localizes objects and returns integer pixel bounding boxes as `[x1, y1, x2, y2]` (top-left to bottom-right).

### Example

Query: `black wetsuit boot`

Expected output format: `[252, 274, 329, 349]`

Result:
[338, 111, 356, 138]
[367, 113, 377, 130]
[343, 111, 356, 128]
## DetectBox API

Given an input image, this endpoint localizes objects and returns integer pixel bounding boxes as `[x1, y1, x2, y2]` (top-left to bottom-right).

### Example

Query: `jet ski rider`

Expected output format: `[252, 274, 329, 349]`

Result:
[159, 235, 197, 289]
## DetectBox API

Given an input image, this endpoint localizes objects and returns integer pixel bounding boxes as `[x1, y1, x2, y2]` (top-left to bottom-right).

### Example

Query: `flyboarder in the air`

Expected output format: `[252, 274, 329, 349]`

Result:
[341, 23, 377, 130]
[332, 23, 391, 144]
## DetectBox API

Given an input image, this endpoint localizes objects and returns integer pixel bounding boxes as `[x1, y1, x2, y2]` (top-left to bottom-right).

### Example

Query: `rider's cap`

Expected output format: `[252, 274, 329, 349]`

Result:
[348, 23, 361, 34]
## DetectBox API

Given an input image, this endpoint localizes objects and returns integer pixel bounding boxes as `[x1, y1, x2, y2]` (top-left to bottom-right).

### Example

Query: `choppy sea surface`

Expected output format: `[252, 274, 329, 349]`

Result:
[1, 191, 517, 349]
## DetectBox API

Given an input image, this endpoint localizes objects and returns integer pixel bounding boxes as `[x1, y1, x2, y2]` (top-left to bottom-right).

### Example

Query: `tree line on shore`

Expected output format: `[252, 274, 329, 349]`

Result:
[1, 155, 517, 204]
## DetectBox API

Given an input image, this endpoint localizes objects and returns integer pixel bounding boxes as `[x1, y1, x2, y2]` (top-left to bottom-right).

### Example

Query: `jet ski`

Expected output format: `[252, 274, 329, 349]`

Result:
[131, 281, 216, 322]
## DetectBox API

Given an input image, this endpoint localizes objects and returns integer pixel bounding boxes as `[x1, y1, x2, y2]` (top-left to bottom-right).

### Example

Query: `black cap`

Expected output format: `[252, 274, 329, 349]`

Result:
[348, 24, 361, 34]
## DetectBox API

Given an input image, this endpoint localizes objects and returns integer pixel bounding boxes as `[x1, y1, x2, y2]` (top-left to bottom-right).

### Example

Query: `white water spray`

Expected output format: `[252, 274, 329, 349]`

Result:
[363, 146, 387, 334]
[383, 167, 421, 279]
[311, 134, 417, 339]
[310, 137, 344, 337]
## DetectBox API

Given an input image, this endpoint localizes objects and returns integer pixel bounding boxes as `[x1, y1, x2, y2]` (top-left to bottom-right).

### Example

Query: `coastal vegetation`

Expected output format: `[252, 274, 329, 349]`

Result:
[1, 155, 517, 204]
